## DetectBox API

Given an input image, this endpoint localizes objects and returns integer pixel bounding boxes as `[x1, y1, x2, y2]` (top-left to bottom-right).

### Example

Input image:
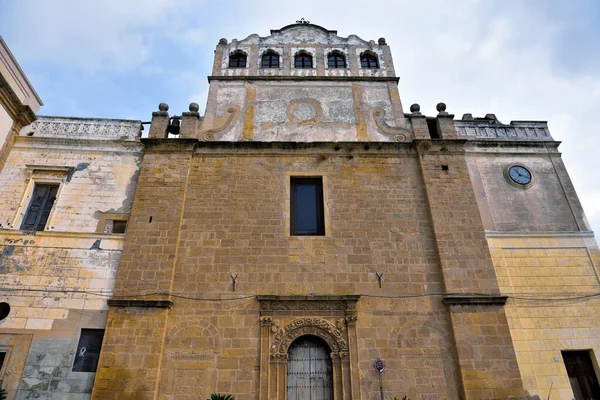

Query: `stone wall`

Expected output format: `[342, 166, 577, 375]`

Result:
[466, 145, 590, 233]
[0, 117, 142, 399]
[488, 234, 600, 400]
[94, 141, 529, 400]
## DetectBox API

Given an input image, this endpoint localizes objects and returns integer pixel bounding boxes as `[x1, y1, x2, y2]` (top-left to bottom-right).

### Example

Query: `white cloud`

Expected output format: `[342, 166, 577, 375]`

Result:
[5, 0, 196, 71]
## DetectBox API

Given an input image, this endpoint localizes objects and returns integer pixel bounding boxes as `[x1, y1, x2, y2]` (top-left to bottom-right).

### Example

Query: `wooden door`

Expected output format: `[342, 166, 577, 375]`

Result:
[563, 350, 600, 400]
[287, 336, 332, 400]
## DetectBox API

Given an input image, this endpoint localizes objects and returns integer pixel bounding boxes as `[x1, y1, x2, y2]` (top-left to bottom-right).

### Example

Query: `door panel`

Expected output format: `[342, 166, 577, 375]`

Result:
[562, 350, 600, 400]
[287, 336, 332, 400]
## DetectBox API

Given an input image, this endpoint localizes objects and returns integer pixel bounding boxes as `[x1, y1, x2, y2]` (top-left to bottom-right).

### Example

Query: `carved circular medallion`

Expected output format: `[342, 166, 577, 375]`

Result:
[287, 99, 323, 125]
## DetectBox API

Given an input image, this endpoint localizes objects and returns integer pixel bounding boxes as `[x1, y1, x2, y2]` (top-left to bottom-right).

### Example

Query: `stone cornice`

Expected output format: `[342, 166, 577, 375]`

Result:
[208, 75, 399, 83]
[13, 136, 144, 153]
[485, 230, 595, 238]
[142, 139, 418, 156]
[107, 299, 174, 308]
[0, 228, 125, 250]
[0, 73, 36, 125]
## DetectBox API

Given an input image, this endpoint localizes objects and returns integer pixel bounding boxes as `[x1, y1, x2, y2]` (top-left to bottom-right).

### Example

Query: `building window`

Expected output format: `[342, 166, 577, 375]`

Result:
[290, 177, 324, 236]
[327, 51, 346, 68]
[72, 329, 105, 372]
[102, 219, 127, 234]
[112, 220, 127, 233]
[294, 51, 313, 69]
[261, 50, 280, 68]
[229, 51, 247, 68]
[562, 350, 600, 399]
[20, 184, 58, 231]
[360, 52, 379, 69]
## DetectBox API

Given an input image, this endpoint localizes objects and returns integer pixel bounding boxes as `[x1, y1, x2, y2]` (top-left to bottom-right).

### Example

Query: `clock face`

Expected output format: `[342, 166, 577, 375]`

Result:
[508, 165, 532, 185]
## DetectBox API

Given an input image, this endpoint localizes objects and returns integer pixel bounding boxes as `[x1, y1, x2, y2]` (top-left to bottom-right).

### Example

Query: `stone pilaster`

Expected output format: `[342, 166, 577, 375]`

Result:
[92, 139, 195, 400]
[417, 136, 526, 399]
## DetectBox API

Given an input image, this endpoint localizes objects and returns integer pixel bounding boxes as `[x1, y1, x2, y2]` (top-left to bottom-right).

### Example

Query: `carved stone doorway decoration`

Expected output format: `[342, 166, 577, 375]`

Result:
[258, 295, 360, 400]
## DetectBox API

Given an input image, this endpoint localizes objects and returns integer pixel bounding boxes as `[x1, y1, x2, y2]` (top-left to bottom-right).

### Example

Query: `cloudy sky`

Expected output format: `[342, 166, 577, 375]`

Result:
[2, 0, 599, 233]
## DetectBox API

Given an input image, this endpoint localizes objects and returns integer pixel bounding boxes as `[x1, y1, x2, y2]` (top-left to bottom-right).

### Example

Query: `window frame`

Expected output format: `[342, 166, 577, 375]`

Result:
[327, 51, 346, 69]
[294, 51, 313, 69]
[261, 50, 280, 68]
[96, 212, 130, 234]
[228, 51, 247, 68]
[12, 165, 70, 231]
[290, 177, 325, 236]
[360, 52, 379, 69]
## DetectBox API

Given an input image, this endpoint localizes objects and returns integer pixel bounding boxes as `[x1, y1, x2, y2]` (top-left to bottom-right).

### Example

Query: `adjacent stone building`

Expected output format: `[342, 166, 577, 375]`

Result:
[0, 40, 144, 399]
[1, 22, 600, 400]
[0, 115, 143, 399]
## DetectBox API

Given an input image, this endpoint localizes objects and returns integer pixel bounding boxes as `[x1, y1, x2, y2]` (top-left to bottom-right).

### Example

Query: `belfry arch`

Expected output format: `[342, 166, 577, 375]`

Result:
[258, 295, 360, 400]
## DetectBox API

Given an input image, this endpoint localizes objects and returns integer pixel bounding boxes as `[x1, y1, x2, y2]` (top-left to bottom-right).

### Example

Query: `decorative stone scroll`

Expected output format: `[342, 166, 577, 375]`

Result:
[370, 106, 411, 142]
[271, 317, 348, 356]
[199, 104, 240, 141]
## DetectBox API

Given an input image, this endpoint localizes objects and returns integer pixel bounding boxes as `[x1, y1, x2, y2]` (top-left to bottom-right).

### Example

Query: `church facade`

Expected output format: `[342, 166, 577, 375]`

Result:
[1, 23, 600, 400]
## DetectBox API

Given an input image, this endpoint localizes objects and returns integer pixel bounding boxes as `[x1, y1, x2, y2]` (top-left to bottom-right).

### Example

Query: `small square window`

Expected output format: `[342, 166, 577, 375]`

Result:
[111, 220, 127, 234]
[290, 177, 325, 236]
[21, 184, 59, 231]
[72, 329, 104, 372]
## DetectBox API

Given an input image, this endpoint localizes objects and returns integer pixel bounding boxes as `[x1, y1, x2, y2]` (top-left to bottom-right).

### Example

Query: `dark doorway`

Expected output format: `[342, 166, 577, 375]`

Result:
[562, 350, 600, 399]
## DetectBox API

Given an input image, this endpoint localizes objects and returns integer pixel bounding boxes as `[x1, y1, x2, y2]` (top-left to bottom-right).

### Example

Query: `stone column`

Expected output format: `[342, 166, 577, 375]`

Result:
[180, 103, 201, 139]
[212, 39, 227, 76]
[407, 104, 429, 140]
[259, 317, 271, 400]
[148, 103, 169, 139]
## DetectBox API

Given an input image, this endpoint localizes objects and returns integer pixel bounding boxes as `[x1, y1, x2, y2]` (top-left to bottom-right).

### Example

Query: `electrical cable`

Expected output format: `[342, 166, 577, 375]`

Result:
[2, 286, 600, 303]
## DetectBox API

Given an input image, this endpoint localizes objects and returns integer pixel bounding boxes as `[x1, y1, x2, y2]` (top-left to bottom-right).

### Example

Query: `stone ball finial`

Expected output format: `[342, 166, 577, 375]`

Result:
[189, 102, 200, 113]
[378, 37, 387, 45]
[158, 103, 169, 112]
[436, 102, 447, 112]
[218, 38, 228, 45]
[410, 103, 420, 113]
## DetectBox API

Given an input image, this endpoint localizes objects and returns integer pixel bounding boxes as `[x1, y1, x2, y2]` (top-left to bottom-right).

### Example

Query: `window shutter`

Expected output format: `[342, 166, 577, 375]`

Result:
[21, 184, 58, 231]
[36, 186, 58, 231]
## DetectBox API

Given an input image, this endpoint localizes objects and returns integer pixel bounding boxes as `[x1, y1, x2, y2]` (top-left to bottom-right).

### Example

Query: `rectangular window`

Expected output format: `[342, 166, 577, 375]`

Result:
[72, 329, 105, 372]
[111, 220, 127, 234]
[562, 350, 600, 399]
[21, 184, 59, 231]
[290, 177, 324, 236]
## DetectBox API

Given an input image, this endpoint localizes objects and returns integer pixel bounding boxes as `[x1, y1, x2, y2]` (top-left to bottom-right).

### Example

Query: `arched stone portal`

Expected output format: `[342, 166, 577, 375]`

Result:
[258, 295, 360, 400]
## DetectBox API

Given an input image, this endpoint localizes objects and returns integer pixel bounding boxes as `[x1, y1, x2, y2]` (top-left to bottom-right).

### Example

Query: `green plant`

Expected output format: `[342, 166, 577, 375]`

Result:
[0, 381, 7, 400]
[208, 394, 234, 400]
